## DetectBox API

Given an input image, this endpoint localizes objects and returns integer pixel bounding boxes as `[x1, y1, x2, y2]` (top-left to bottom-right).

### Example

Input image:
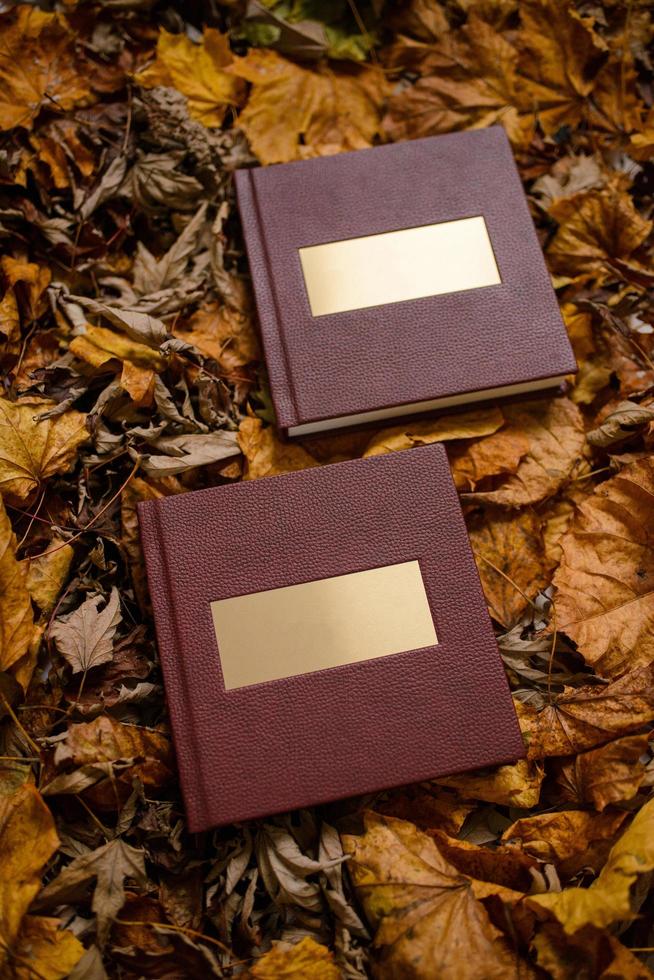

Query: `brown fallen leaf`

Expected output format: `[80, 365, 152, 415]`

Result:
[50, 588, 121, 675]
[342, 811, 534, 979]
[249, 937, 341, 979]
[121, 476, 183, 611]
[362, 407, 504, 458]
[1, 256, 51, 324]
[23, 539, 73, 615]
[462, 398, 585, 508]
[11, 915, 84, 980]
[375, 783, 476, 836]
[502, 808, 628, 879]
[548, 179, 652, 281]
[173, 302, 259, 374]
[587, 401, 654, 449]
[552, 734, 650, 811]
[426, 828, 538, 893]
[228, 48, 388, 164]
[35, 837, 147, 947]
[136, 28, 245, 127]
[47, 715, 173, 808]
[435, 758, 544, 809]
[554, 457, 654, 678]
[383, 11, 528, 147]
[0, 398, 88, 503]
[448, 423, 530, 491]
[530, 797, 654, 934]
[517, 0, 607, 136]
[468, 507, 553, 628]
[0, 7, 94, 132]
[0, 496, 34, 676]
[0, 784, 60, 975]
[532, 923, 654, 980]
[69, 324, 166, 403]
[517, 664, 654, 758]
[239, 418, 319, 480]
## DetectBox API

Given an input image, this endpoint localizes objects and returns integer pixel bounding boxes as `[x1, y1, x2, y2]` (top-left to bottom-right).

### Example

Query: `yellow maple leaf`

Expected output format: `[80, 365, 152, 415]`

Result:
[0, 397, 88, 503]
[238, 418, 319, 480]
[0, 496, 33, 676]
[250, 937, 340, 979]
[228, 48, 389, 164]
[11, 916, 84, 980]
[0, 6, 94, 132]
[136, 28, 245, 127]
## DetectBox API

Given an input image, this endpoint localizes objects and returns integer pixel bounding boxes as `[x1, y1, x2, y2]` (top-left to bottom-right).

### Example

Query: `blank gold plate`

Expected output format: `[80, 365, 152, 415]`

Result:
[211, 561, 437, 690]
[298, 215, 501, 317]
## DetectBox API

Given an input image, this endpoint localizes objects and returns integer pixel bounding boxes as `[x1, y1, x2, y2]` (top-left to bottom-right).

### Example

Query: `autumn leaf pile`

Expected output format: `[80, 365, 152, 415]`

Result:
[1, 0, 654, 977]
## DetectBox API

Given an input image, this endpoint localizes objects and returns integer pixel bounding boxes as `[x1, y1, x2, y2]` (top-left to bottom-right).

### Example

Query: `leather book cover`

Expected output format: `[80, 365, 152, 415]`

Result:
[235, 126, 576, 438]
[138, 444, 524, 831]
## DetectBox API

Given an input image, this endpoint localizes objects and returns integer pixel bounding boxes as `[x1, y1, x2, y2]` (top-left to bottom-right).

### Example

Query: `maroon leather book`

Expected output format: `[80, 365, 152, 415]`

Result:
[138, 445, 524, 830]
[235, 126, 576, 438]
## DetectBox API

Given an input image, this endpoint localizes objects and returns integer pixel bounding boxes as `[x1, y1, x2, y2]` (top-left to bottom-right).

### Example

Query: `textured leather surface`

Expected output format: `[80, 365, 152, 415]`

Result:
[235, 126, 576, 432]
[138, 445, 525, 831]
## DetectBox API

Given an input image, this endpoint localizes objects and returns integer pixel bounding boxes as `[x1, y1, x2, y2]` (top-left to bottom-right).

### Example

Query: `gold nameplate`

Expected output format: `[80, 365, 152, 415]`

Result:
[211, 561, 437, 690]
[298, 216, 501, 317]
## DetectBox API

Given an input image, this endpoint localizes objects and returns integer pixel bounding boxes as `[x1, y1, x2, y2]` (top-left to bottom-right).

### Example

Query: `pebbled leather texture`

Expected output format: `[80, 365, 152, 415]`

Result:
[138, 444, 525, 831]
[235, 126, 577, 432]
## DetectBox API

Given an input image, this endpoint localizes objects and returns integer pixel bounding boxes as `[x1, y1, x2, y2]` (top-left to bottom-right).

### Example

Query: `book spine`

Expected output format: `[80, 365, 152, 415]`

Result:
[137, 499, 209, 831]
[234, 169, 299, 431]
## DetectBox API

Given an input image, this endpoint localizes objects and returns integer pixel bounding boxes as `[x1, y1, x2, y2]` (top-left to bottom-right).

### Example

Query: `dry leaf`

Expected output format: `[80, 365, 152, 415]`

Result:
[553, 734, 650, 811]
[531, 797, 654, 933]
[435, 758, 544, 808]
[517, 0, 607, 135]
[228, 48, 388, 164]
[250, 937, 341, 979]
[548, 180, 652, 281]
[342, 811, 533, 979]
[468, 507, 553, 628]
[0, 398, 88, 503]
[174, 302, 259, 373]
[50, 588, 121, 675]
[426, 828, 538, 893]
[35, 837, 147, 947]
[554, 457, 654, 678]
[11, 915, 85, 980]
[463, 398, 585, 508]
[23, 540, 73, 615]
[239, 418, 319, 480]
[0, 496, 34, 675]
[0, 7, 94, 131]
[0, 784, 60, 974]
[502, 809, 628, 878]
[518, 664, 654, 758]
[70, 325, 166, 370]
[448, 424, 530, 491]
[362, 407, 504, 458]
[376, 783, 476, 836]
[136, 28, 245, 127]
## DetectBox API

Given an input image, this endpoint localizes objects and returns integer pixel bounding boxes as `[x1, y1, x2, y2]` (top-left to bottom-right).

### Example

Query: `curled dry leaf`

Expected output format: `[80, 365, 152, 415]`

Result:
[227, 48, 388, 164]
[448, 423, 530, 491]
[552, 734, 650, 811]
[136, 28, 245, 127]
[0, 496, 34, 676]
[426, 828, 538, 894]
[342, 811, 533, 979]
[0, 784, 60, 974]
[239, 417, 319, 480]
[173, 302, 259, 374]
[35, 837, 147, 947]
[531, 797, 654, 934]
[554, 457, 654, 678]
[467, 507, 553, 628]
[0, 398, 88, 503]
[362, 407, 504, 458]
[548, 179, 653, 281]
[587, 401, 654, 448]
[517, 664, 654, 758]
[11, 915, 85, 980]
[462, 397, 586, 508]
[250, 937, 341, 979]
[50, 587, 121, 675]
[23, 539, 73, 614]
[0, 7, 94, 132]
[502, 809, 628, 879]
[137, 429, 239, 477]
[435, 758, 544, 809]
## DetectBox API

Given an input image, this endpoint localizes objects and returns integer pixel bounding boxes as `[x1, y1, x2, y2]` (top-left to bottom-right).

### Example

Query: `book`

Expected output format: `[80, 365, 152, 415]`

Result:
[138, 444, 524, 830]
[235, 126, 576, 438]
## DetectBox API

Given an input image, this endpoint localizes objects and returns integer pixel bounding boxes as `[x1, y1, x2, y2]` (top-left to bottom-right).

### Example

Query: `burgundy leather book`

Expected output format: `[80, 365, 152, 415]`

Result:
[235, 126, 576, 438]
[138, 445, 524, 830]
